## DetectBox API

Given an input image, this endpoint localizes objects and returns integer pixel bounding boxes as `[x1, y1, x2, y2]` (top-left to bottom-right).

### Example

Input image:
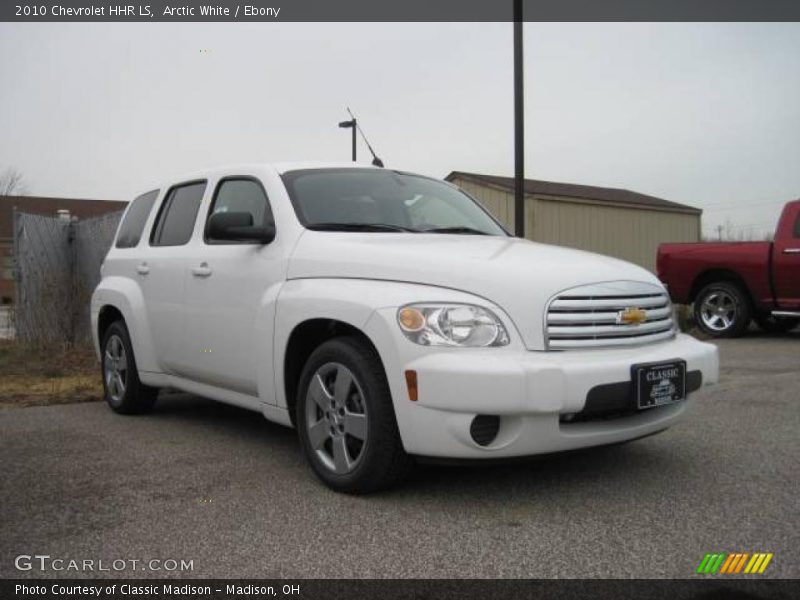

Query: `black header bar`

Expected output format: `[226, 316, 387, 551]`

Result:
[3, 0, 800, 23]
[2, 579, 797, 600]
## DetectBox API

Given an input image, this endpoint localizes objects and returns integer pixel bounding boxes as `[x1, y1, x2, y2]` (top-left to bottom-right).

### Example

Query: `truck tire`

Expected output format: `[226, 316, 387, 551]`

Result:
[295, 336, 413, 493]
[101, 320, 158, 414]
[693, 282, 751, 338]
[754, 314, 800, 334]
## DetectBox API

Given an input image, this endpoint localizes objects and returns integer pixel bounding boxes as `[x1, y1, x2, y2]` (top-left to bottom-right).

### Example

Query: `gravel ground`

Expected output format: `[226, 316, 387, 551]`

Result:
[1, 330, 798, 579]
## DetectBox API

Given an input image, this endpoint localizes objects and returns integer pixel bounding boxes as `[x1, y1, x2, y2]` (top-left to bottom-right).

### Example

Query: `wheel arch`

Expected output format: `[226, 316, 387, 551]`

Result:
[97, 305, 125, 344]
[689, 269, 754, 308]
[282, 318, 385, 428]
[91, 277, 158, 373]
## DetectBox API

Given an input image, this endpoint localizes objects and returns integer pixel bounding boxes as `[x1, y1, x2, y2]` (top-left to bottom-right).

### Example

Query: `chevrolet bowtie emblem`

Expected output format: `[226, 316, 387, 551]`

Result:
[617, 307, 647, 325]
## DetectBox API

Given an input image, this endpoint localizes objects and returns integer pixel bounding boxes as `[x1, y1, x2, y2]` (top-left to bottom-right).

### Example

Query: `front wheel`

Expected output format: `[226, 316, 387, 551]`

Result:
[101, 320, 158, 414]
[295, 337, 413, 494]
[693, 282, 752, 338]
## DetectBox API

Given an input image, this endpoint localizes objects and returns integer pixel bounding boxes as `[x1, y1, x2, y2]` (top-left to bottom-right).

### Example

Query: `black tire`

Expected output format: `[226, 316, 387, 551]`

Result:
[693, 281, 752, 338]
[754, 314, 800, 334]
[101, 320, 158, 414]
[295, 336, 413, 494]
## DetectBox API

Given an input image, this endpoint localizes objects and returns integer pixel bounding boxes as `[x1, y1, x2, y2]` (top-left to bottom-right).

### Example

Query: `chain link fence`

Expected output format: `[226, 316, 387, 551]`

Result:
[13, 210, 123, 346]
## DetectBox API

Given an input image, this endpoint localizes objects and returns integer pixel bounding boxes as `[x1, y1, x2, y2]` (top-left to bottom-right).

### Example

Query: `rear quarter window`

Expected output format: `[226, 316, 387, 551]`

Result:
[115, 189, 159, 248]
[150, 181, 206, 247]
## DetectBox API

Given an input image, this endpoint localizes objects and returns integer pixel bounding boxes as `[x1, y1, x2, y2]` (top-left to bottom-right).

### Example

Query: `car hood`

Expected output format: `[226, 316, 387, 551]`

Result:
[288, 232, 663, 350]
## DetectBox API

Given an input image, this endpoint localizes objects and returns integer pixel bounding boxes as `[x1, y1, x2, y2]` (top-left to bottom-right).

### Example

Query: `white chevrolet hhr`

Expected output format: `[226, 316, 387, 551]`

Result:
[91, 163, 719, 493]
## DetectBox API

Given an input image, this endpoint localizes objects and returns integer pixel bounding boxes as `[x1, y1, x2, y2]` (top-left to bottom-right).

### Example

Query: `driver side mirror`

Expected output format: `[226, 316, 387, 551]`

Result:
[207, 212, 275, 244]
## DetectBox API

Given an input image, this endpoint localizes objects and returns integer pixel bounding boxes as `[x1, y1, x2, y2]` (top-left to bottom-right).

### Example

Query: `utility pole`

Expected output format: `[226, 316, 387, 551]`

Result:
[513, 0, 525, 238]
[338, 117, 357, 161]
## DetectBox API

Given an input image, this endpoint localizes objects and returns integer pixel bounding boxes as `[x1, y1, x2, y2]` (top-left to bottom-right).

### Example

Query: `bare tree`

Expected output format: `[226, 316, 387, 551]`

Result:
[0, 167, 27, 196]
[705, 219, 768, 242]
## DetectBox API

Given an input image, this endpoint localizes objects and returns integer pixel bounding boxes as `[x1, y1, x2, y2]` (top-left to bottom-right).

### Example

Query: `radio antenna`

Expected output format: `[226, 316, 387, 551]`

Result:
[347, 107, 384, 167]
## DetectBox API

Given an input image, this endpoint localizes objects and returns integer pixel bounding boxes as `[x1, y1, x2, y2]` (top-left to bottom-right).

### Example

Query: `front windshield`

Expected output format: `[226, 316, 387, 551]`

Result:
[281, 169, 508, 236]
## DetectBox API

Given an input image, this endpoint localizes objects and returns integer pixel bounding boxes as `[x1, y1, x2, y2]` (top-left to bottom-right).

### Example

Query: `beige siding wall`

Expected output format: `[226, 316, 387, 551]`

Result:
[450, 177, 700, 272]
[531, 198, 699, 272]
[454, 178, 515, 231]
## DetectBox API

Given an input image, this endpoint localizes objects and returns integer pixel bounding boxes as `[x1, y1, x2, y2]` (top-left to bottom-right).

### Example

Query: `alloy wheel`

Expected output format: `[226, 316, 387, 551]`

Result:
[304, 362, 368, 475]
[104, 334, 128, 404]
[699, 290, 737, 332]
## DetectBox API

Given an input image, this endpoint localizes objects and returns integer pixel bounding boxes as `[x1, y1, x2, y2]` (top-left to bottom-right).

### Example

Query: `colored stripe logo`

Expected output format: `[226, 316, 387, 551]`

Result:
[697, 552, 773, 574]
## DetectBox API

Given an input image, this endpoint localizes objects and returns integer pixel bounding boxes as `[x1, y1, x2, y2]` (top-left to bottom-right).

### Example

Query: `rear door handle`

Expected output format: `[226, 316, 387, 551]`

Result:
[136, 262, 150, 275]
[783, 248, 800, 254]
[191, 263, 212, 278]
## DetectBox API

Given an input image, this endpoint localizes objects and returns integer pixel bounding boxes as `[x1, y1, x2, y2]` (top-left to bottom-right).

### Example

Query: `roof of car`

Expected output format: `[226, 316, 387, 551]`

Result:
[153, 162, 382, 188]
[271, 161, 382, 174]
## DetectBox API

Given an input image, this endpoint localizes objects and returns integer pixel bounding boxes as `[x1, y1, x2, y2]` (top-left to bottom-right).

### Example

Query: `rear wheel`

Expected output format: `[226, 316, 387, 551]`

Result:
[693, 282, 751, 338]
[295, 337, 413, 493]
[101, 320, 158, 414]
[754, 314, 800, 334]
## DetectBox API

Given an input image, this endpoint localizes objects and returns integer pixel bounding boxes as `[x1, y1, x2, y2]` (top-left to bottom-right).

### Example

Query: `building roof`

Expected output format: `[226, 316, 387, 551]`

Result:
[0, 195, 126, 240]
[446, 171, 702, 215]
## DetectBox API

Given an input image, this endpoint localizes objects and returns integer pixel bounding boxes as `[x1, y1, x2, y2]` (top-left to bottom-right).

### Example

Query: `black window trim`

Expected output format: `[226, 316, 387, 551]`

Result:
[115, 188, 160, 249]
[280, 168, 510, 237]
[149, 179, 207, 247]
[203, 175, 275, 246]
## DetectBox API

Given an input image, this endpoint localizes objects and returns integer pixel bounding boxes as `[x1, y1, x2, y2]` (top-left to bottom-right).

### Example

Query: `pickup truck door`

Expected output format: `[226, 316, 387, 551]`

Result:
[141, 181, 207, 374]
[772, 204, 800, 309]
[179, 176, 284, 399]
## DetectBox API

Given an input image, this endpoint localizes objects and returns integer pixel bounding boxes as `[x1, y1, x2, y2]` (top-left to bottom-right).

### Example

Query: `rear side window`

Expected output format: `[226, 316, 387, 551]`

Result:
[794, 214, 800, 238]
[116, 189, 158, 248]
[205, 178, 274, 243]
[151, 181, 206, 247]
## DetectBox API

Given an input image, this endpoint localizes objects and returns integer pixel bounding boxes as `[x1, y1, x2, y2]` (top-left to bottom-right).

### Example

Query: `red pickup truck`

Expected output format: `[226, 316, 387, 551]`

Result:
[657, 200, 800, 337]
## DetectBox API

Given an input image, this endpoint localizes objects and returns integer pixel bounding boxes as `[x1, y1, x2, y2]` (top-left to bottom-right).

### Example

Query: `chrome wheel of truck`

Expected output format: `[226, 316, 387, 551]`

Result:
[694, 282, 751, 338]
[700, 291, 736, 331]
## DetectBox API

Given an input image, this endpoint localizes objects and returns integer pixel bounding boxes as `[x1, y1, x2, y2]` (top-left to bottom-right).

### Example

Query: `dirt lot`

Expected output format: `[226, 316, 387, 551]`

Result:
[0, 340, 101, 407]
[0, 330, 797, 579]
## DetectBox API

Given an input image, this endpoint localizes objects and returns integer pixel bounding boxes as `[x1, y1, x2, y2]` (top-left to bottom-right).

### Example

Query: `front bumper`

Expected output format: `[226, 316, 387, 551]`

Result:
[367, 309, 719, 458]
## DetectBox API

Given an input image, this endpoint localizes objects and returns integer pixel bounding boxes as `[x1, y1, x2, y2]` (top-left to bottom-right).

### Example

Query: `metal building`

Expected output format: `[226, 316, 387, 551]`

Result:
[446, 171, 702, 272]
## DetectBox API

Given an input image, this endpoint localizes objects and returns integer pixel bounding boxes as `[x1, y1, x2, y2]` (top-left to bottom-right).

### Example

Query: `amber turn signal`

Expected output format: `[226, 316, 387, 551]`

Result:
[398, 307, 425, 332]
[404, 370, 418, 401]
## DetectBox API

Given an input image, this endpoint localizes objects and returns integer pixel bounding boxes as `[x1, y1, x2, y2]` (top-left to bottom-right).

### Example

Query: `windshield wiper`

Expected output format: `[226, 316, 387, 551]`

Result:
[305, 222, 419, 233]
[422, 226, 489, 235]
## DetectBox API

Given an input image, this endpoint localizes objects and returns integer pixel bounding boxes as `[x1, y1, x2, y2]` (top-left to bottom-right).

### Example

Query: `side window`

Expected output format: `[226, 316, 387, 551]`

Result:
[206, 178, 274, 243]
[151, 181, 206, 247]
[793, 214, 800, 239]
[116, 189, 159, 248]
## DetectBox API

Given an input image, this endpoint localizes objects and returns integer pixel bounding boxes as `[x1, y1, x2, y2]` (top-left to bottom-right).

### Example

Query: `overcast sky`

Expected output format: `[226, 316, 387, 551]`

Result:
[1, 22, 799, 237]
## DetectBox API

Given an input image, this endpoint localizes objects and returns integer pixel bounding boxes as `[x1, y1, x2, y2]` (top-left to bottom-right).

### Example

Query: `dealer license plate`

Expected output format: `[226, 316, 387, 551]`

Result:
[633, 360, 686, 409]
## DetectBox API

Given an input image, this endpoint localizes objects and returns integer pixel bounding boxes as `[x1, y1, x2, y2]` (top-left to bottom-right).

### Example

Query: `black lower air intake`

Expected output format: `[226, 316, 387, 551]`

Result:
[470, 415, 500, 447]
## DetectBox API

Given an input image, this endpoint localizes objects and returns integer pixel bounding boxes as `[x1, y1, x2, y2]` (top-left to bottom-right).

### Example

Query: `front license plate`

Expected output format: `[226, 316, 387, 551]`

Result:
[633, 360, 686, 409]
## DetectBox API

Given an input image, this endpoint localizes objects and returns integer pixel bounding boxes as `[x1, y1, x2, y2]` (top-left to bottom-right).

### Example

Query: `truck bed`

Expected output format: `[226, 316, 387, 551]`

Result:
[657, 241, 773, 306]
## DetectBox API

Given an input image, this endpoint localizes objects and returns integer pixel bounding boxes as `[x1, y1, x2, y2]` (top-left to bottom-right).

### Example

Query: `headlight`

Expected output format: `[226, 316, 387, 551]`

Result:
[397, 303, 509, 347]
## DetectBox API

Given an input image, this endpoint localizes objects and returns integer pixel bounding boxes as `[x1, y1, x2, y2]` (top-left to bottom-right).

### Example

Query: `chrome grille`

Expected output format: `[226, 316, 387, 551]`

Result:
[545, 281, 675, 350]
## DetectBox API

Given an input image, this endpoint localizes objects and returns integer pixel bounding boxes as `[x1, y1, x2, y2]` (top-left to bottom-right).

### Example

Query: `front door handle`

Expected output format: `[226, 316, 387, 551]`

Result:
[191, 263, 212, 278]
[136, 262, 150, 275]
[783, 248, 800, 255]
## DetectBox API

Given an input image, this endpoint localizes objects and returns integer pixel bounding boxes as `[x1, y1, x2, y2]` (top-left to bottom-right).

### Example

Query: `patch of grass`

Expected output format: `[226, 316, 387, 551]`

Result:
[0, 340, 102, 407]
